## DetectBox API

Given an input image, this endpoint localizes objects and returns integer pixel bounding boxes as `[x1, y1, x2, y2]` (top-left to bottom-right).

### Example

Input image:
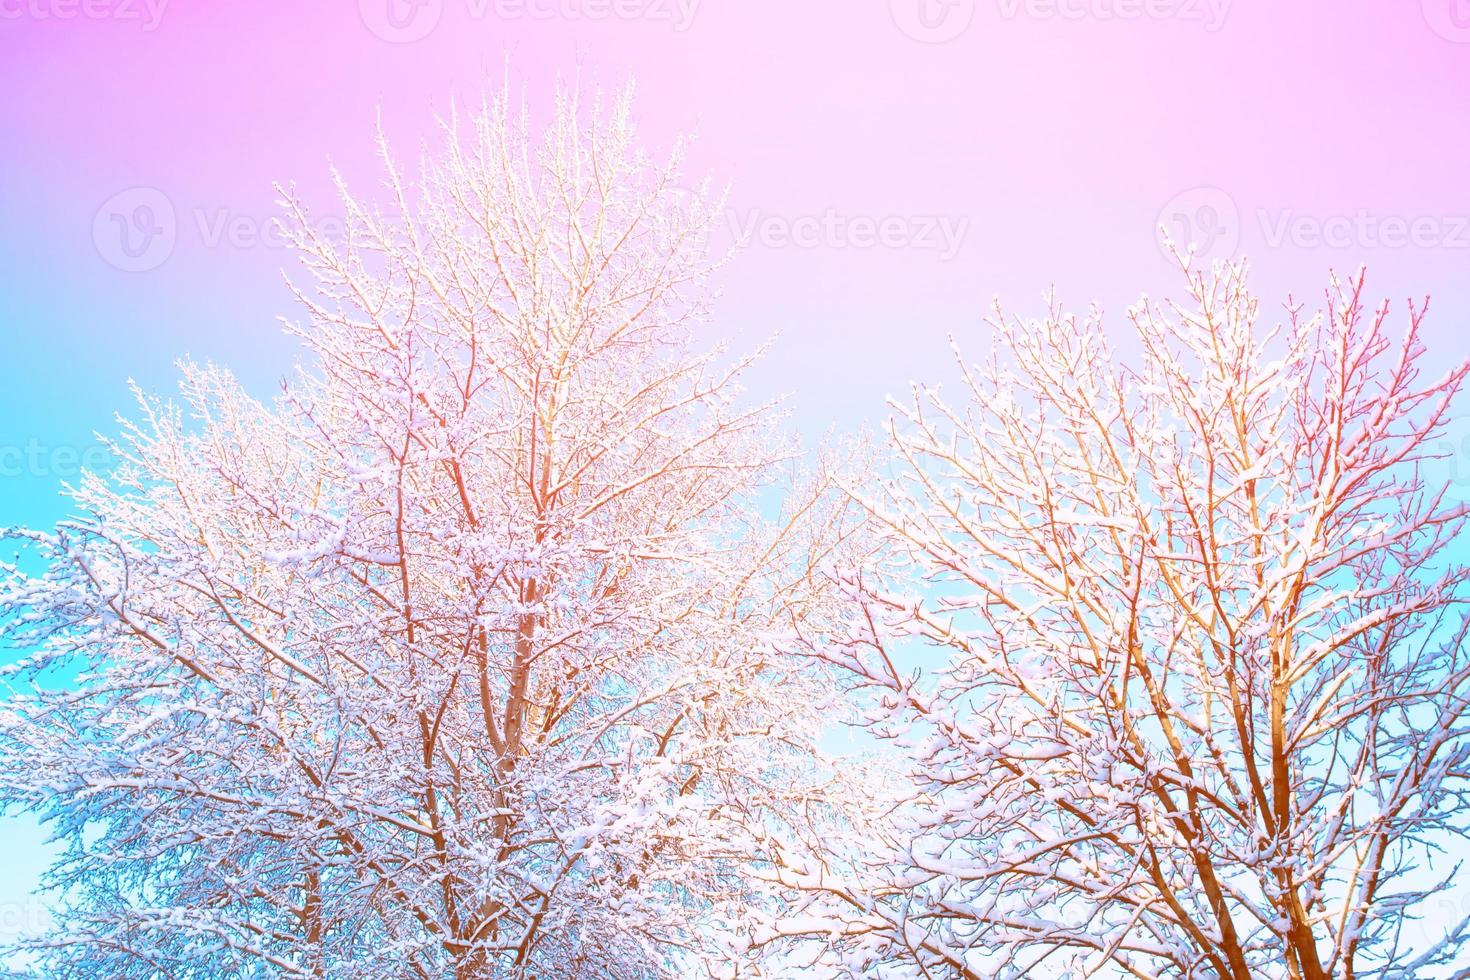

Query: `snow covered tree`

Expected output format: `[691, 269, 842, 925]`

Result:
[0, 85, 858, 978]
[763, 263, 1470, 978]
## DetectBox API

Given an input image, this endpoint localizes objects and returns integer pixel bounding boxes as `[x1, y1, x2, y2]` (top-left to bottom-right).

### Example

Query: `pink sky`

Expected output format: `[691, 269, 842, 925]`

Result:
[4, 0, 1469, 428]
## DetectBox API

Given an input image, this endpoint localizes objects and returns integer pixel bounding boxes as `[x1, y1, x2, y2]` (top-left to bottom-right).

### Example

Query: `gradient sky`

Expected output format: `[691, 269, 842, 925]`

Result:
[3, 0, 1470, 951]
